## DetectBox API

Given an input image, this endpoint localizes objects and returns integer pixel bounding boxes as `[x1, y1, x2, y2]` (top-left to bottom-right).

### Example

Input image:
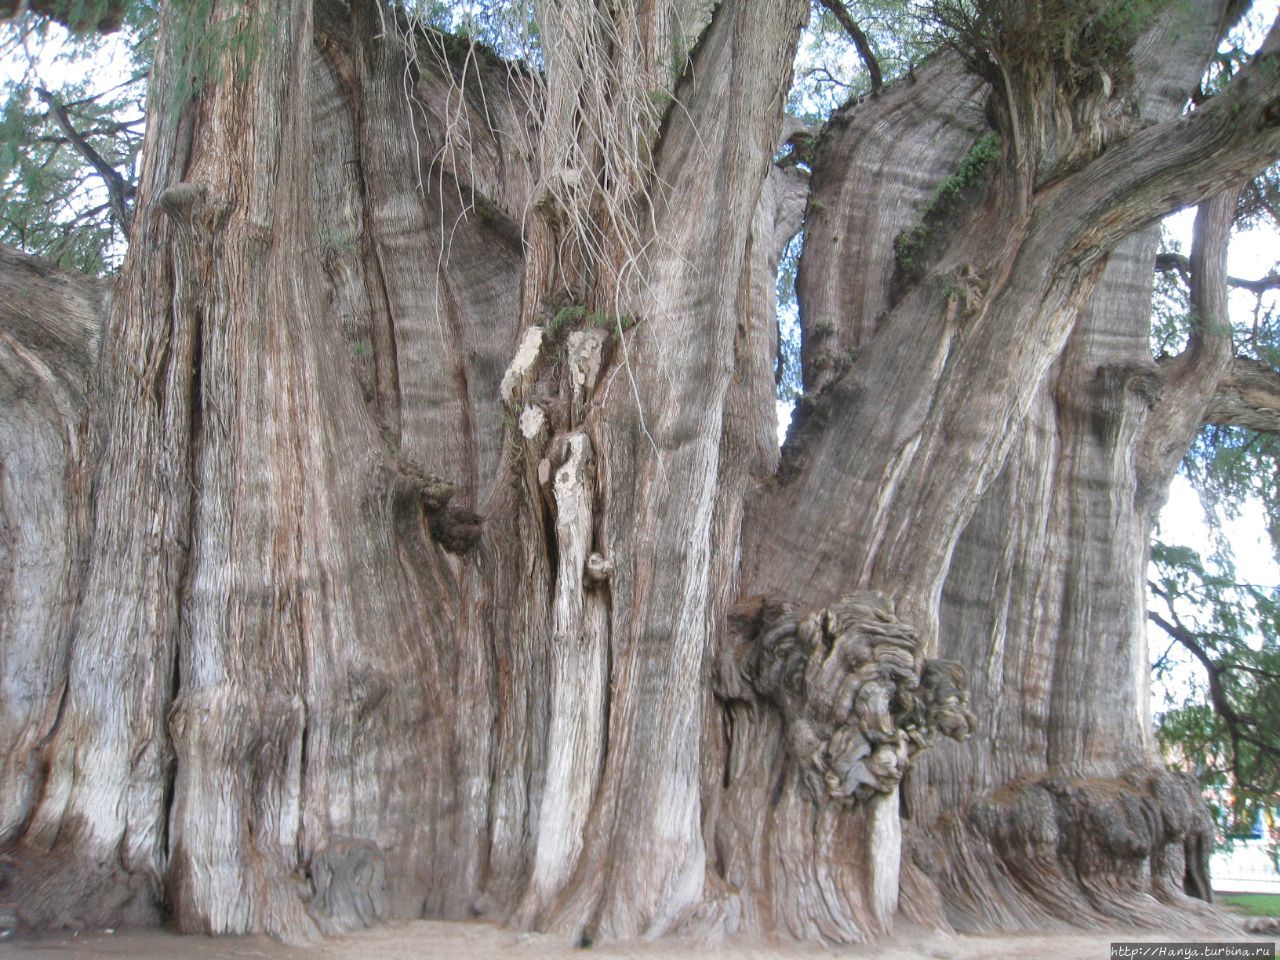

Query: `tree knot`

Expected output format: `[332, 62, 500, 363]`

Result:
[375, 434, 481, 554]
[729, 591, 975, 806]
[584, 552, 613, 586]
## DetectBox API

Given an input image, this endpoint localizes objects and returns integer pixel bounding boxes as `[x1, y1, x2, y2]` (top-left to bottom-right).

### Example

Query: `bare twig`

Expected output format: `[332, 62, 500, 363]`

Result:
[35, 86, 133, 233]
[1155, 251, 1280, 295]
[815, 0, 882, 94]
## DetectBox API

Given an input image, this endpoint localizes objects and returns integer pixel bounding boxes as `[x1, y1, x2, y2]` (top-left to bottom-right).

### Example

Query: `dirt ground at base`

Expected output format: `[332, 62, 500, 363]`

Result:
[0, 919, 1275, 960]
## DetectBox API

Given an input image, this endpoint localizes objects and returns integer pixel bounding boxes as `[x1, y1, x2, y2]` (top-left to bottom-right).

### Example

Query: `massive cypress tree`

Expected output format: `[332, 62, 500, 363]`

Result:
[1, 0, 1278, 943]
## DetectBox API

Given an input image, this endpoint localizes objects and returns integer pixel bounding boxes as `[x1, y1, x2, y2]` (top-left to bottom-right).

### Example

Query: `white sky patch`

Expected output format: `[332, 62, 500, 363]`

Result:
[1152, 477, 1279, 712]
[1159, 475, 1280, 584]
[776, 400, 793, 447]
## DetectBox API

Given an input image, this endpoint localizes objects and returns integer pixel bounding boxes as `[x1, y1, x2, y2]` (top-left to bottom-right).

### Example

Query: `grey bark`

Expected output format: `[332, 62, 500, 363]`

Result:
[0, 247, 101, 860]
[1202, 357, 1280, 434]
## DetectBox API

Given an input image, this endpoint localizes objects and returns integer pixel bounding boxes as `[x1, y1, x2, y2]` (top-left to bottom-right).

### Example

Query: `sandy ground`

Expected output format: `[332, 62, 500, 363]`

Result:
[1, 918, 1276, 960]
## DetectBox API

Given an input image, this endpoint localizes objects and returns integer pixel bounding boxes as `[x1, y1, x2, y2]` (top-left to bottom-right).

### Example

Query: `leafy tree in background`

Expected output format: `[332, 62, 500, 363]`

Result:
[2, 0, 1280, 945]
[0, 1, 150, 272]
[1150, 542, 1279, 830]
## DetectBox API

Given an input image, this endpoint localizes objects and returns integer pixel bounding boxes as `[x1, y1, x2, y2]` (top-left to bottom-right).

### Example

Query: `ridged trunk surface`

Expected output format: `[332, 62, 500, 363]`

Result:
[1, 0, 1278, 946]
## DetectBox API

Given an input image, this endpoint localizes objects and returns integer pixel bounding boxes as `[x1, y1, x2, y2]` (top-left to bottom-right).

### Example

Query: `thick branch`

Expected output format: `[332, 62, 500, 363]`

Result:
[36, 87, 133, 232]
[1055, 19, 1280, 259]
[1185, 192, 1237, 365]
[815, 0, 882, 94]
[1202, 356, 1280, 433]
[1155, 251, 1280, 294]
[1134, 191, 1237, 515]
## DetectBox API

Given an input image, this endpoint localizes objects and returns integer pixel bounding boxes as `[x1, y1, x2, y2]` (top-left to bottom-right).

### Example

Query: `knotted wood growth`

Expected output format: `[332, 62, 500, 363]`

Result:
[723, 593, 976, 806]
[910, 766, 1222, 932]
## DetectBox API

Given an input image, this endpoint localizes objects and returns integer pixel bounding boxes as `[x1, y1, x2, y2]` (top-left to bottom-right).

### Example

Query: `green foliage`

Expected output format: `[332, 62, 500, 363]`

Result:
[789, 0, 941, 120]
[168, 0, 275, 109]
[549, 304, 592, 332]
[1237, 163, 1280, 235]
[1150, 231, 1190, 358]
[925, 0, 1176, 91]
[548, 304, 631, 335]
[1149, 140, 1280, 833]
[1183, 425, 1280, 552]
[404, 0, 541, 65]
[891, 132, 999, 298]
[1150, 541, 1280, 831]
[1151, 217, 1280, 547]
[11, 0, 132, 35]
[0, 7, 150, 274]
[776, 232, 804, 403]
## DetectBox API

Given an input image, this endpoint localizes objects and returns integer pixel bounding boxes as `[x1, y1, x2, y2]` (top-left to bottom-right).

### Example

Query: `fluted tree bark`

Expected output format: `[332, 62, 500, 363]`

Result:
[1, 0, 1278, 946]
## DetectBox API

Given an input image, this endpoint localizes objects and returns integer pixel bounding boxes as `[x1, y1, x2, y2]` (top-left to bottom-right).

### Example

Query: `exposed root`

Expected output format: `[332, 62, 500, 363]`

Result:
[905, 766, 1231, 934]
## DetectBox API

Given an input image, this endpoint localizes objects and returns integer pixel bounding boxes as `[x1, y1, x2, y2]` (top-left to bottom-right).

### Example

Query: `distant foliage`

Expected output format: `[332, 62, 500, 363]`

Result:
[1150, 542, 1280, 830]
[0, 1, 151, 273]
[925, 0, 1177, 89]
[789, 0, 939, 119]
[775, 232, 803, 403]
[1148, 45, 1280, 827]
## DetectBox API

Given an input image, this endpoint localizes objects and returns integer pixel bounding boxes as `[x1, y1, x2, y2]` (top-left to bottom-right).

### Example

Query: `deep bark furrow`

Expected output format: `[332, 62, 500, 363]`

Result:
[1050, 25, 1280, 263]
[793, 55, 987, 393]
[2, 0, 215, 919]
[527, 1, 807, 940]
[742, 0, 1255, 939]
[897, 7, 1250, 929]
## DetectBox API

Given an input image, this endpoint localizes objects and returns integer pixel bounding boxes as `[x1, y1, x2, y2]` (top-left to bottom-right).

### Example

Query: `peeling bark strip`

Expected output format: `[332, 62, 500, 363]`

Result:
[2, 0, 1279, 947]
[520, 431, 609, 920]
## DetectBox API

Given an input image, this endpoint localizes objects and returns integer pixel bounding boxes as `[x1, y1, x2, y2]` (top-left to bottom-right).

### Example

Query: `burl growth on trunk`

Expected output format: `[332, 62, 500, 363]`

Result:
[721, 592, 977, 805]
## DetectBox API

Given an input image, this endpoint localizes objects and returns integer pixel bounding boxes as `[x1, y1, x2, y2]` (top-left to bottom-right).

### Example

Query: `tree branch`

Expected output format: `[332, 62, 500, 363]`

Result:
[1201, 356, 1280, 434]
[1054, 16, 1280, 260]
[36, 87, 133, 233]
[1185, 193, 1236, 367]
[1136, 190, 1238, 504]
[1155, 251, 1280, 294]
[815, 0, 882, 94]
[1147, 604, 1279, 796]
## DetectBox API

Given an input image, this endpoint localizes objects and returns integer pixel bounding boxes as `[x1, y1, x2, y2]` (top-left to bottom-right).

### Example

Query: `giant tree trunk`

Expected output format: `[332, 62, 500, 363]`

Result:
[2, 0, 1279, 945]
[899, 209, 1233, 933]
[893, 15, 1251, 932]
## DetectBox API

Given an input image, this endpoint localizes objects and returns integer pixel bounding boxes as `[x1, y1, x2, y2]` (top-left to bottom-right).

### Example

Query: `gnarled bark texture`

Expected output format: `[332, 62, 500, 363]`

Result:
[1, 0, 1279, 945]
